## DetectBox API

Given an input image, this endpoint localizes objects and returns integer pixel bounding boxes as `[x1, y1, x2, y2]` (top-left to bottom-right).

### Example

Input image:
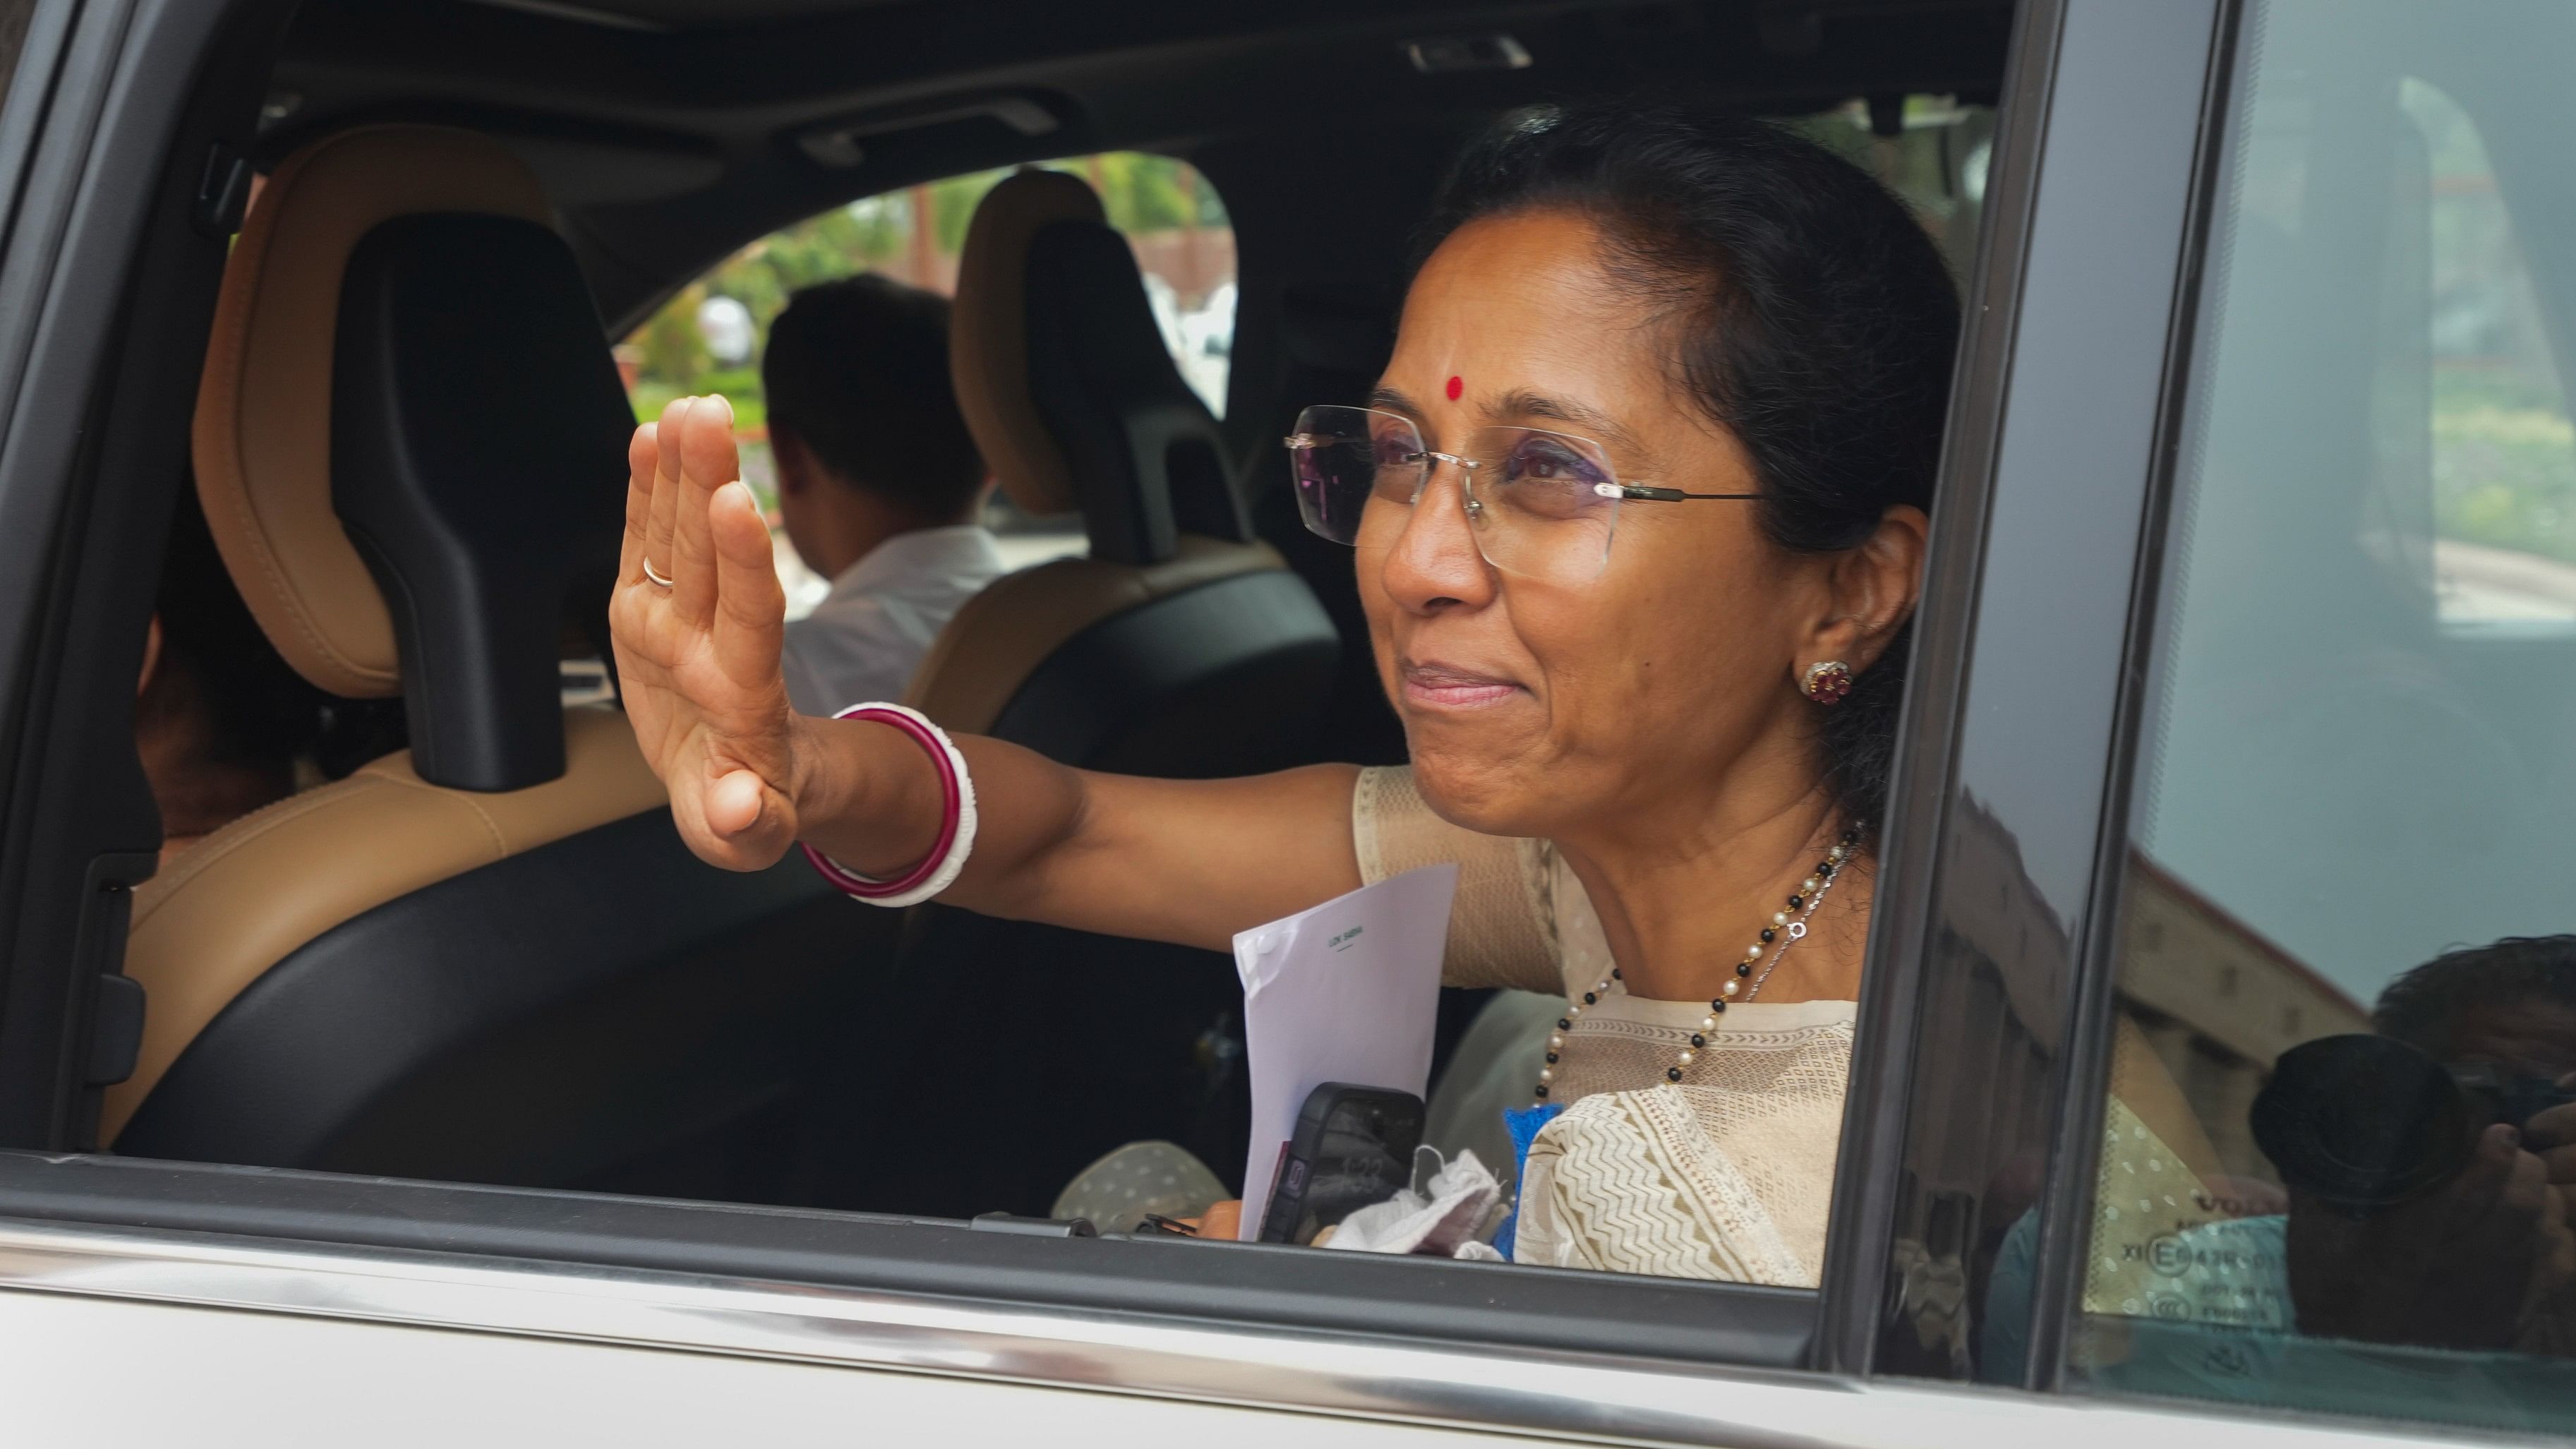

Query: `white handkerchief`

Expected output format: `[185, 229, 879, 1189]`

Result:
[1234, 863, 1457, 1241]
[1322, 1148, 1503, 1257]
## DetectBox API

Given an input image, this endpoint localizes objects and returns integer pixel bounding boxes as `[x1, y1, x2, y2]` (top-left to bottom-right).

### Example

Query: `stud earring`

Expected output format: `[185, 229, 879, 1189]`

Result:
[1802, 660, 1853, 704]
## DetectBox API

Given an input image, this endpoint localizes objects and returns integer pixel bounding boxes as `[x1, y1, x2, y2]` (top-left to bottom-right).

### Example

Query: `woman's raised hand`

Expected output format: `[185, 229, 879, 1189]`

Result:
[607, 397, 1357, 942]
[610, 395, 809, 870]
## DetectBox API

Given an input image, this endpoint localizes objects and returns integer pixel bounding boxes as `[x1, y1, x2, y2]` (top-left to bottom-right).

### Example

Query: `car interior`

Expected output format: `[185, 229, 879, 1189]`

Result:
[68, 0, 2017, 1218]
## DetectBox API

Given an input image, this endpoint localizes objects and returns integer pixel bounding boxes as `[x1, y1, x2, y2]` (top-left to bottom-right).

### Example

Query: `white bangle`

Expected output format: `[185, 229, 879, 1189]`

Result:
[798, 702, 977, 908]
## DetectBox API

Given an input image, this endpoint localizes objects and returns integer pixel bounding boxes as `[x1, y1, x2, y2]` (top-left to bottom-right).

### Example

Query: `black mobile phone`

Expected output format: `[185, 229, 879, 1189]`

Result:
[1258, 1082, 1426, 1246]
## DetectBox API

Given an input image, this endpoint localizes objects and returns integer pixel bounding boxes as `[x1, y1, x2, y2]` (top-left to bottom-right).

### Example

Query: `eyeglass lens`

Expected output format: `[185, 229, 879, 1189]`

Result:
[1286, 404, 1620, 583]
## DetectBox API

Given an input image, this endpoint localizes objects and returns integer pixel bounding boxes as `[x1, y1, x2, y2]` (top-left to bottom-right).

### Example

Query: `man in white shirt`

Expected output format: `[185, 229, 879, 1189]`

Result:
[762, 275, 1007, 716]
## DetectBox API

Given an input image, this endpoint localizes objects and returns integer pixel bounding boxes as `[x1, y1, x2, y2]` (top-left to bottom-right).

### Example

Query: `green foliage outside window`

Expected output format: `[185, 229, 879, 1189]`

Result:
[626, 152, 1227, 425]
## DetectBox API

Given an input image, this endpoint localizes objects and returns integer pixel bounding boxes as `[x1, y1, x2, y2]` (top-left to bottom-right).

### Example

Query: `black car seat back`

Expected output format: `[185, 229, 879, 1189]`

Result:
[1021, 213, 1244, 560]
[807, 171, 1340, 1216]
[912, 169, 1335, 754]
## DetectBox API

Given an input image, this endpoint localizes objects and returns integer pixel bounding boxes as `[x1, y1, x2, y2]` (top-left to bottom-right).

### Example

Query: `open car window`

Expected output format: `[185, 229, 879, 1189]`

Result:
[49, 78, 1994, 1309]
[1784, 94, 1995, 287]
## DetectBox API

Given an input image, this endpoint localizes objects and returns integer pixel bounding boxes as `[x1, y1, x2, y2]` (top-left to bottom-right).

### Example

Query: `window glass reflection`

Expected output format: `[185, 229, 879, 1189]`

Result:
[2411, 81, 2576, 628]
[2055, 0, 2576, 1433]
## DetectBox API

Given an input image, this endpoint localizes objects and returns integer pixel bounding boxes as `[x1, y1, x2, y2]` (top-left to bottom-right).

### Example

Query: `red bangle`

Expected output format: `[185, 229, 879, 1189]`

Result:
[800, 704, 963, 901]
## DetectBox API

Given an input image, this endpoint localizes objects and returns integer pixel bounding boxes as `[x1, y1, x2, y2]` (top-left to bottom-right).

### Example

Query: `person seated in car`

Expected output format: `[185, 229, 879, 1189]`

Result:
[138, 491, 404, 862]
[613, 101, 1954, 1282]
[761, 274, 1005, 716]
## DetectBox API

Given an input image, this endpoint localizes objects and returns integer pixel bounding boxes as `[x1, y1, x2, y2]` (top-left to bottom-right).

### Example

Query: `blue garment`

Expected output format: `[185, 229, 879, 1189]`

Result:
[1982, 1208, 2576, 1434]
[1491, 1102, 1564, 1261]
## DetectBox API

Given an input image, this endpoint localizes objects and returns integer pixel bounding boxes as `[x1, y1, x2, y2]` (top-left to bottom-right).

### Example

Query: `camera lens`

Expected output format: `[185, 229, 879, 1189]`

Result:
[2251, 1035, 2472, 1208]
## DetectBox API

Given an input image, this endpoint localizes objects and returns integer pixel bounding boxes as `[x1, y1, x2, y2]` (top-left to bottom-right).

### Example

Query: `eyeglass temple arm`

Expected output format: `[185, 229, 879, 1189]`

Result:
[1596, 483, 1763, 502]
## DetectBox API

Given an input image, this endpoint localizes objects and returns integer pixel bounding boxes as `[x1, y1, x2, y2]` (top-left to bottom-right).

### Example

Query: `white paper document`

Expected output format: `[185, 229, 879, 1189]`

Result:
[1233, 863, 1458, 1241]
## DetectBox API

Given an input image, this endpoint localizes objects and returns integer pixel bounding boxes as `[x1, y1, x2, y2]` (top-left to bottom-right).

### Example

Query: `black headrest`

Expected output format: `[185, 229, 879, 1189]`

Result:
[332, 212, 632, 792]
[1021, 217, 1247, 565]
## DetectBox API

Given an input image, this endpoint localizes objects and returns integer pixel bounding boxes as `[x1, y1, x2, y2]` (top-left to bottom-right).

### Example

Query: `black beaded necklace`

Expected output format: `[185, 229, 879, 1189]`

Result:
[1531, 827, 1862, 1108]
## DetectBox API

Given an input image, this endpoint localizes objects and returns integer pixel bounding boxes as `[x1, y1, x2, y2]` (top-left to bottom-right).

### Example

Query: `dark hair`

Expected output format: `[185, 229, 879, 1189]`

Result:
[2372, 936, 2576, 1057]
[1416, 100, 1961, 829]
[143, 491, 408, 800]
[145, 492, 324, 790]
[762, 274, 985, 522]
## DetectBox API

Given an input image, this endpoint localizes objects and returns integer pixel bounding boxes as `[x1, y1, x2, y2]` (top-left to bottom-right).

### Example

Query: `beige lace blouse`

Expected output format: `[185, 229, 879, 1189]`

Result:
[1352, 764, 1853, 1285]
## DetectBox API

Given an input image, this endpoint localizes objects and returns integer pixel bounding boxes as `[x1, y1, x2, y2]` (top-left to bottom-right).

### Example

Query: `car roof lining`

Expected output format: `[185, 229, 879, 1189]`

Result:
[263, 0, 2013, 327]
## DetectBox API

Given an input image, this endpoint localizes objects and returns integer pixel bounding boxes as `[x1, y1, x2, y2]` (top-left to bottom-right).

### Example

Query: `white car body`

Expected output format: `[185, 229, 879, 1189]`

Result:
[0, 1220, 2438, 1448]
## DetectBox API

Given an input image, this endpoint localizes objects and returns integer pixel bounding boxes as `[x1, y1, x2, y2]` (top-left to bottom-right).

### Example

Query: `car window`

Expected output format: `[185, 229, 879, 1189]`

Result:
[1783, 95, 1995, 287]
[618, 152, 1234, 611]
[2054, 0, 2576, 1433]
[2412, 82, 2576, 630]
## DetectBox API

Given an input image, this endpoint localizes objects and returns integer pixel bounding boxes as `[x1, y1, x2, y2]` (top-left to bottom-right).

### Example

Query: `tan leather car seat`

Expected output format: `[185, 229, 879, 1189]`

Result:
[807, 170, 1339, 1217]
[112, 127, 859, 1191]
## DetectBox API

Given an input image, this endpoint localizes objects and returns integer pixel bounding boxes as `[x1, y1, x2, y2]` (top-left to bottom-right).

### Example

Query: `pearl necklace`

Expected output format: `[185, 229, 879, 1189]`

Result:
[1533, 828, 1862, 1107]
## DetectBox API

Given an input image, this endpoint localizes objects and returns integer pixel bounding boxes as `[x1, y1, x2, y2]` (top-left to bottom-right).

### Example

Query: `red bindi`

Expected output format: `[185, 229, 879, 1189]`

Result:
[1445, 375, 1463, 401]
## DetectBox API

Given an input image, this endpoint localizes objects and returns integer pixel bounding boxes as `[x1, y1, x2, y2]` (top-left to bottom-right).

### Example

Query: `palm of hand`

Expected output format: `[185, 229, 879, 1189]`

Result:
[608, 395, 805, 870]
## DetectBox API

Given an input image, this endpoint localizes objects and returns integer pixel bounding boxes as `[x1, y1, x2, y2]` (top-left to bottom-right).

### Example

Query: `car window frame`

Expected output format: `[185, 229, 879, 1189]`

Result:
[1814, 0, 2240, 1390]
[0, 0, 306, 1148]
[0, 0, 2357, 1439]
[2016, 0, 2252, 1394]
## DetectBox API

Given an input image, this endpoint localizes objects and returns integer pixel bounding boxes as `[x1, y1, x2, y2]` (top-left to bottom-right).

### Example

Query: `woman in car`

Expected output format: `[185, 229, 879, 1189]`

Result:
[610, 101, 1952, 1282]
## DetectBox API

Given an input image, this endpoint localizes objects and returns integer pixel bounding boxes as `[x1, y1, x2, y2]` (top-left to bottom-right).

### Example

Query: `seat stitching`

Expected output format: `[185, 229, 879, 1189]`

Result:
[365, 768, 510, 855]
[129, 774, 393, 931]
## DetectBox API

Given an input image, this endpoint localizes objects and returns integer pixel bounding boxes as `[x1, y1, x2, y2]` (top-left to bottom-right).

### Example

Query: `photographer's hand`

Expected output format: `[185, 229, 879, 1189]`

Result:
[2522, 1074, 2576, 1228]
[2289, 1124, 2575, 1352]
[2507, 1078, 2576, 1357]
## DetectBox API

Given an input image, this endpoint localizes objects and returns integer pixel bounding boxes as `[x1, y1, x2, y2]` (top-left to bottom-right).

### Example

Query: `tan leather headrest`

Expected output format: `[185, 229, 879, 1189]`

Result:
[193, 125, 553, 698]
[949, 168, 1102, 519]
